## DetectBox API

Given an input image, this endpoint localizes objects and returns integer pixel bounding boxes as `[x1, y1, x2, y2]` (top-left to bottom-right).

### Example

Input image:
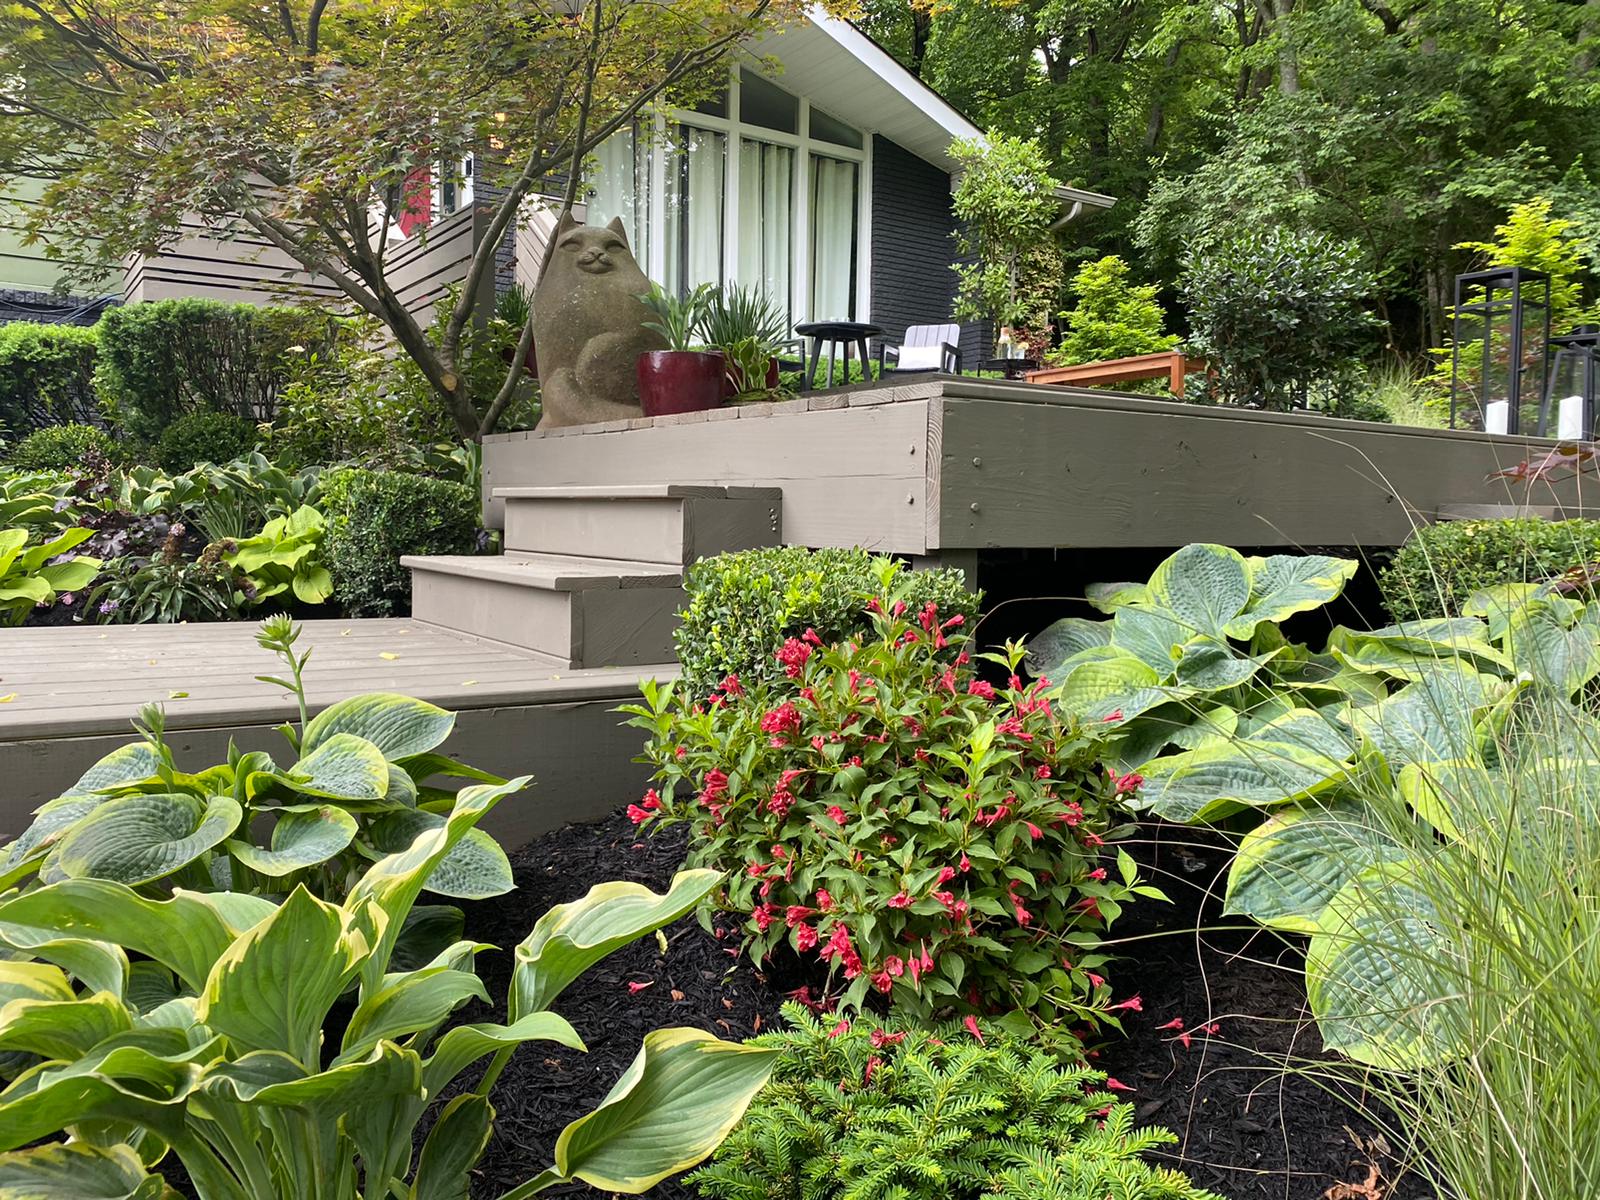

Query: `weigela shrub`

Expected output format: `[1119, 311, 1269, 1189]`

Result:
[624, 565, 1154, 1027]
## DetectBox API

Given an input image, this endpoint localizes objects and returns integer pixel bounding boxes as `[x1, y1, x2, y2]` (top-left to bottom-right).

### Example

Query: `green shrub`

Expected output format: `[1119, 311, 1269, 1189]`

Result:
[1047, 254, 1178, 367]
[153, 408, 259, 471]
[94, 298, 343, 442]
[691, 1003, 1223, 1200]
[7, 422, 121, 471]
[1182, 228, 1378, 412]
[0, 321, 100, 437]
[675, 546, 979, 697]
[321, 468, 478, 616]
[1379, 518, 1600, 621]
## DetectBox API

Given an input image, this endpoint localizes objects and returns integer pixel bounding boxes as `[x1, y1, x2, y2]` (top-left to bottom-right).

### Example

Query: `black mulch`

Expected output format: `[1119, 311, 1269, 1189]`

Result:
[450, 809, 1437, 1200]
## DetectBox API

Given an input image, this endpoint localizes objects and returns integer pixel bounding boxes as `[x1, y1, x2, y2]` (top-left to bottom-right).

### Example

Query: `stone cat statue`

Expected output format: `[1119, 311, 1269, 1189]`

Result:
[532, 213, 666, 428]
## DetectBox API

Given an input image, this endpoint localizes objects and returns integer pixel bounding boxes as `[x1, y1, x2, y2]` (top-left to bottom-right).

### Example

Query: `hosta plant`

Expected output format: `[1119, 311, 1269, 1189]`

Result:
[625, 561, 1155, 1031]
[223, 503, 332, 606]
[0, 525, 100, 625]
[0, 617, 518, 958]
[0, 783, 777, 1197]
[691, 1002, 1222, 1200]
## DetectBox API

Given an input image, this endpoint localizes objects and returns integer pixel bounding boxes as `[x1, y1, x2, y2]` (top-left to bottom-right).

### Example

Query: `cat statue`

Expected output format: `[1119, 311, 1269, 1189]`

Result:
[532, 213, 666, 428]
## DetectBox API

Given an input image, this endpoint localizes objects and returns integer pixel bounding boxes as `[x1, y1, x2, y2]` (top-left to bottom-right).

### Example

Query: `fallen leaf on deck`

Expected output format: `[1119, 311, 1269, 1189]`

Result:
[0, 693, 15, 703]
[379, 652, 399, 660]
[169, 691, 189, 699]
[460, 680, 478, 686]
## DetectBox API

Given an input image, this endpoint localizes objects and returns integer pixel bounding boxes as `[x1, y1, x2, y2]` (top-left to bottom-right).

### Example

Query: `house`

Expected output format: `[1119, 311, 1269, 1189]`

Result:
[0, 9, 1113, 360]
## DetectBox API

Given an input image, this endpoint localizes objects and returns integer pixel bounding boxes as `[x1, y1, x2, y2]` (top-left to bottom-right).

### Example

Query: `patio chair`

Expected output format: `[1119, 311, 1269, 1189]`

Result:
[876, 323, 962, 376]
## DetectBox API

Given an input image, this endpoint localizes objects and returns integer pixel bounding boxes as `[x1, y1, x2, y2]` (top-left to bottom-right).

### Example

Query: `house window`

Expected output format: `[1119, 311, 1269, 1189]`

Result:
[583, 69, 869, 324]
[438, 153, 474, 216]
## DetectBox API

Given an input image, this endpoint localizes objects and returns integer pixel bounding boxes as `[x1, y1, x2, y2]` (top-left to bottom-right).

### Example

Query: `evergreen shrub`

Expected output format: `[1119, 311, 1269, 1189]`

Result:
[0, 322, 100, 437]
[153, 410, 259, 471]
[8, 422, 121, 471]
[1379, 518, 1600, 621]
[320, 468, 477, 616]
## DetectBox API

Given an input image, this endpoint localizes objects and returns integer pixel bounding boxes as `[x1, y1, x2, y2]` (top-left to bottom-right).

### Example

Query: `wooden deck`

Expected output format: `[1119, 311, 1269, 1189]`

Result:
[0, 619, 665, 847]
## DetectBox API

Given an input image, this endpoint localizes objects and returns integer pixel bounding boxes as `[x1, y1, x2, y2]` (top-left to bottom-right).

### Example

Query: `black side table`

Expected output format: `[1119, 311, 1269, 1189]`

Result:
[978, 356, 1041, 380]
[795, 320, 884, 390]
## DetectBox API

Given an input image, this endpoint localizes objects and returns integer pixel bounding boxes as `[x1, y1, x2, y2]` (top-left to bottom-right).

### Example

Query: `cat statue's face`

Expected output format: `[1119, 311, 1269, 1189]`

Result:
[556, 215, 632, 276]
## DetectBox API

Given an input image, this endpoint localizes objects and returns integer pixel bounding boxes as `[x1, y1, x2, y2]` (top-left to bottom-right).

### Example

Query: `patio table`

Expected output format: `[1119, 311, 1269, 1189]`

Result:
[795, 320, 883, 390]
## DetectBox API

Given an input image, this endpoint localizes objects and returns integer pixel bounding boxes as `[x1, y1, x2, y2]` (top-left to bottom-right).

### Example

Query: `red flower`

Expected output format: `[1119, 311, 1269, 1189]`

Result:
[887, 891, 912, 909]
[718, 673, 743, 696]
[816, 889, 834, 910]
[802, 627, 824, 646]
[1086, 971, 1106, 989]
[1110, 995, 1143, 1013]
[1104, 1077, 1135, 1093]
[794, 922, 819, 952]
[963, 1016, 985, 1044]
[864, 1054, 884, 1083]
[1024, 821, 1043, 840]
[699, 769, 729, 807]
[1034, 763, 1052, 779]
[870, 1028, 907, 1049]
[828, 1017, 851, 1038]
[785, 905, 814, 927]
[959, 853, 971, 872]
[871, 970, 894, 994]
[1103, 709, 1124, 723]
[760, 701, 803, 741]
[937, 866, 956, 886]
[627, 980, 653, 994]
[826, 805, 849, 825]
[775, 638, 812, 679]
[1109, 769, 1144, 795]
[967, 680, 996, 700]
[626, 804, 652, 824]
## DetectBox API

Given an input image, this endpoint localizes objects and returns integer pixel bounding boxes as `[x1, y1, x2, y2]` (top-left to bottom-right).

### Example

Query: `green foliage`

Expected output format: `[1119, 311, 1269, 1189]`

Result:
[1048, 255, 1177, 367]
[0, 468, 77, 531]
[675, 547, 978, 698]
[950, 133, 1063, 340]
[626, 564, 1153, 1027]
[8, 422, 121, 471]
[1182, 228, 1379, 411]
[0, 525, 99, 625]
[87, 538, 243, 624]
[0, 779, 776, 1198]
[1379, 518, 1600, 622]
[641, 282, 715, 352]
[0, 321, 99, 436]
[701, 284, 791, 398]
[691, 1003, 1223, 1200]
[320, 468, 478, 617]
[153, 410, 259, 472]
[223, 504, 332, 607]
[93, 300, 343, 443]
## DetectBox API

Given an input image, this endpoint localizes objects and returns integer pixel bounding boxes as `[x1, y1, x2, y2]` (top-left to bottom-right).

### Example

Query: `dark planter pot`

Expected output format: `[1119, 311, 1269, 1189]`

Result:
[722, 356, 782, 399]
[637, 350, 726, 417]
[499, 341, 538, 379]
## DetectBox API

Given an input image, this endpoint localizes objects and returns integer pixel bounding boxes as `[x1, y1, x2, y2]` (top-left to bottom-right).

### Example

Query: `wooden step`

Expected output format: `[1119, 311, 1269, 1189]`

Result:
[495, 484, 781, 566]
[403, 553, 684, 670]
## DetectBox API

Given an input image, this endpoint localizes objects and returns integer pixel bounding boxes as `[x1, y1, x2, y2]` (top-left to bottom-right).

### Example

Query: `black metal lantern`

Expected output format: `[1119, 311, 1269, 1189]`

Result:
[1449, 266, 1552, 435]
[1538, 327, 1600, 441]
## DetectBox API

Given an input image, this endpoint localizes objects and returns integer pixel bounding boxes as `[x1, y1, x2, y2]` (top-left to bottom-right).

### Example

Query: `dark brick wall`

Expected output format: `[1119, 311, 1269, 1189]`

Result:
[869, 135, 986, 368]
[0, 288, 116, 325]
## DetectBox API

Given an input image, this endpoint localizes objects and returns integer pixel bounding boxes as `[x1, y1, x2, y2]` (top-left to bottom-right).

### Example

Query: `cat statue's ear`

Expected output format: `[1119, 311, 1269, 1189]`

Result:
[606, 216, 630, 249]
[556, 210, 580, 234]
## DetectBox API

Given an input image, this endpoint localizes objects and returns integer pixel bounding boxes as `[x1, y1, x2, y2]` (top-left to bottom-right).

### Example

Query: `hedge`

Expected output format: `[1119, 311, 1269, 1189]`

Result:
[675, 546, 981, 697]
[320, 468, 479, 617]
[8, 423, 122, 471]
[0, 322, 100, 438]
[1379, 518, 1600, 621]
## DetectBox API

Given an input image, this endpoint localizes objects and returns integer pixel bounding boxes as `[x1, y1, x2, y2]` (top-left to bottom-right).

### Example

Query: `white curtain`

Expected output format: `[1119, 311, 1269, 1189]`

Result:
[737, 140, 793, 325]
[584, 129, 647, 258]
[664, 126, 725, 296]
[810, 155, 858, 320]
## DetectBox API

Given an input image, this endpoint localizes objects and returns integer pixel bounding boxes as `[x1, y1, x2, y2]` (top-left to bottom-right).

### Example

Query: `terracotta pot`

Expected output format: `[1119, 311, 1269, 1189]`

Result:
[722, 356, 782, 399]
[637, 350, 726, 417]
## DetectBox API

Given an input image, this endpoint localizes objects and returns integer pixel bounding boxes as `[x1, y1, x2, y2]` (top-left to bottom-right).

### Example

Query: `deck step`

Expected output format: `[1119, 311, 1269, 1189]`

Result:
[403, 552, 684, 669]
[495, 484, 781, 566]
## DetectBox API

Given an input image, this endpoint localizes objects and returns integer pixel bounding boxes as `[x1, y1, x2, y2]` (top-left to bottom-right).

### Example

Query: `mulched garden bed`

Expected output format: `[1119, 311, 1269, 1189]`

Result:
[453, 808, 1434, 1200]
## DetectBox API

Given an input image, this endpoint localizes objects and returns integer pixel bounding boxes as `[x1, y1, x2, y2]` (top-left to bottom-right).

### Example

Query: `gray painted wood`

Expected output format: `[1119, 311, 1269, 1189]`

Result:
[500, 489, 782, 566]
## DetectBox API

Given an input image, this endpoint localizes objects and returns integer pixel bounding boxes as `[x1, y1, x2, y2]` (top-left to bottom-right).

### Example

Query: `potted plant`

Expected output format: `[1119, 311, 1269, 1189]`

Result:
[495, 282, 537, 377]
[637, 283, 724, 416]
[701, 283, 789, 399]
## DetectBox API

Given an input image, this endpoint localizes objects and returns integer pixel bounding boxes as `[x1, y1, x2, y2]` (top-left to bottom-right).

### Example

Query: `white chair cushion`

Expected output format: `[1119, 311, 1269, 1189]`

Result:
[895, 344, 944, 371]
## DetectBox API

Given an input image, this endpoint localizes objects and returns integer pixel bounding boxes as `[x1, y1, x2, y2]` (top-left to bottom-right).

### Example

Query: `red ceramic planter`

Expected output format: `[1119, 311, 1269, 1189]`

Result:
[637, 350, 726, 417]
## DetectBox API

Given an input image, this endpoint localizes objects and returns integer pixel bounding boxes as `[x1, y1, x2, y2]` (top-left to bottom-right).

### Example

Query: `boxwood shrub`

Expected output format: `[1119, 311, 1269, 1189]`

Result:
[154, 410, 260, 472]
[0, 322, 101, 438]
[8, 423, 122, 471]
[320, 468, 478, 617]
[675, 546, 979, 697]
[1379, 517, 1600, 621]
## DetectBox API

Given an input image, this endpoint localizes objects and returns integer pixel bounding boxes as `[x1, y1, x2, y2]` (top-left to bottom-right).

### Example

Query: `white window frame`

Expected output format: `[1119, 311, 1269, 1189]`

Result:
[627, 66, 872, 327]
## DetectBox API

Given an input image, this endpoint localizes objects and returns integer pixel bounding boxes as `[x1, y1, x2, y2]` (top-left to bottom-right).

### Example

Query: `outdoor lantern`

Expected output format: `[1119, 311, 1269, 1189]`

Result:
[1541, 327, 1600, 442]
[1449, 265, 1551, 435]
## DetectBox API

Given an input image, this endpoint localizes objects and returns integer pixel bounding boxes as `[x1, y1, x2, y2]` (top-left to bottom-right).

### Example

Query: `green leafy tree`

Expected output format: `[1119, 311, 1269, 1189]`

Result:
[0, 0, 817, 440]
[1049, 255, 1177, 366]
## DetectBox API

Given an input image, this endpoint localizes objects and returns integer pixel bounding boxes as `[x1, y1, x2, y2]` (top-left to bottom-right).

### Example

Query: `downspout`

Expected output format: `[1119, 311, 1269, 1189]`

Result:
[1050, 200, 1085, 231]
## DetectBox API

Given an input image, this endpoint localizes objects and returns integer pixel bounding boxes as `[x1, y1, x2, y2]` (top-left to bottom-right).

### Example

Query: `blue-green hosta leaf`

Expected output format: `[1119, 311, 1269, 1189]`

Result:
[552, 1029, 780, 1193]
[0, 882, 274, 993]
[1174, 642, 1278, 691]
[0, 991, 131, 1060]
[1227, 554, 1358, 640]
[1305, 863, 1464, 1069]
[390, 905, 468, 974]
[1224, 799, 1408, 934]
[287, 733, 389, 803]
[512, 870, 721, 1019]
[64, 743, 166, 797]
[1055, 654, 1180, 726]
[1400, 758, 1600, 869]
[53, 793, 243, 886]
[1085, 579, 1149, 613]
[395, 753, 506, 788]
[336, 965, 489, 1063]
[1352, 664, 1508, 767]
[1109, 704, 1239, 772]
[1144, 543, 1252, 641]
[226, 806, 359, 878]
[422, 1011, 584, 1097]
[0, 1142, 172, 1199]
[125, 962, 182, 1016]
[1330, 617, 1508, 679]
[1502, 601, 1600, 697]
[1463, 582, 1565, 641]
[1109, 607, 1191, 677]
[1023, 617, 1112, 677]
[199, 886, 360, 1064]
[366, 810, 512, 900]
[303, 693, 456, 760]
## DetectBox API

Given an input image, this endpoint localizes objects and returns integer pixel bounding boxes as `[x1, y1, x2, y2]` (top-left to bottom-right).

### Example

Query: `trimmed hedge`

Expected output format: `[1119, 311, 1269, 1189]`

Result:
[8, 423, 121, 471]
[0, 322, 100, 437]
[154, 411, 259, 472]
[320, 469, 478, 617]
[95, 299, 343, 442]
[675, 545, 980, 697]
[1379, 518, 1600, 621]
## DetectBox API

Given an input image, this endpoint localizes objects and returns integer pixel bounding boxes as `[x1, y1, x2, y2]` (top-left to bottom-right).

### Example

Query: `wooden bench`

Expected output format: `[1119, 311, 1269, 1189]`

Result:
[1024, 349, 1208, 398]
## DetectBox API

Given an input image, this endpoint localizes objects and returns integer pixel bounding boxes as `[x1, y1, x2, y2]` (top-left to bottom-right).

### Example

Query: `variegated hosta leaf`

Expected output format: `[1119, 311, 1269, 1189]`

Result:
[1055, 654, 1183, 726]
[365, 810, 513, 900]
[1502, 601, 1600, 697]
[302, 693, 456, 760]
[286, 733, 389, 803]
[336, 964, 489, 1063]
[1143, 543, 1253, 641]
[552, 1029, 781, 1193]
[226, 806, 359, 877]
[1109, 607, 1191, 677]
[1227, 554, 1359, 640]
[0, 990, 131, 1060]
[1330, 617, 1509, 680]
[1023, 616, 1111, 677]
[1351, 664, 1508, 768]
[1085, 579, 1149, 613]
[422, 1011, 585, 1098]
[411, 1093, 493, 1200]
[1107, 703, 1238, 772]
[1305, 863, 1464, 1069]
[1224, 799, 1408, 934]
[0, 936, 127, 999]
[512, 870, 722, 1019]
[1463, 582, 1565, 640]
[52, 793, 243, 886]
[63, 743, 166, 797]
[0, 1142, 173, 1199]
[196, 1041, 422, 1115]
[1400, 758, 1600, 869]
[1173, 642, 1278, 690]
